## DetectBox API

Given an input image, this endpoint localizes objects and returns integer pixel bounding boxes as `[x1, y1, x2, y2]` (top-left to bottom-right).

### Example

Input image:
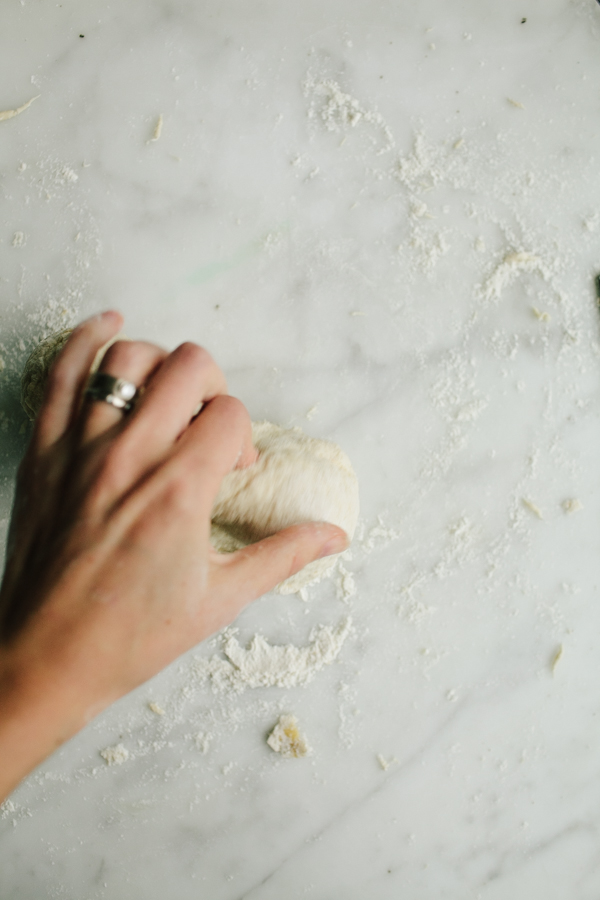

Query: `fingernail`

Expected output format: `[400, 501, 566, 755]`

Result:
[318, 530, 349, 559]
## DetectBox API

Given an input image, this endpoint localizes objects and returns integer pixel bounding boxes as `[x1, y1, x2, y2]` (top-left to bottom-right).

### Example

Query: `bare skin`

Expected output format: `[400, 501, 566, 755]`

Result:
[0, 311, 348, 801]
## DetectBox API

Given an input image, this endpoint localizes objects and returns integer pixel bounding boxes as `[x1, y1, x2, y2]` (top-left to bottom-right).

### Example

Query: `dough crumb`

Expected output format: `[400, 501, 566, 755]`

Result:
[336, 562, 356, 601]
[194, 732, 212, 754]
[562, 498, 583, 514]
[148, 114, 163, 142]
[12, 231, 25, 247]
[100, 743, 130, 766]
[531, 306, 550, 322]
[267, 715, 311, 758]
[59, 166, 78, 183]
[0, 94, 40, 122]
[148, 701, 165, 716]
[507, 97, 525, 109]
[522, 498, 543, 519]
[550, 644, 563, 675]
[377, 754, 399, 771]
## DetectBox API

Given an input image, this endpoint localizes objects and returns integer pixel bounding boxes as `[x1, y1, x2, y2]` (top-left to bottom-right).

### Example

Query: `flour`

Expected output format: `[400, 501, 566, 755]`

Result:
[562, 498, 583, 514]
[481, 252, 549, 303]
[360, 515, 401, 552]
[57, 166, 78, 184]
[0, 799, 17, 819]
[394, 133, 447, 193]
[192, 618, 352, 693]
[304, 74, 394, 154]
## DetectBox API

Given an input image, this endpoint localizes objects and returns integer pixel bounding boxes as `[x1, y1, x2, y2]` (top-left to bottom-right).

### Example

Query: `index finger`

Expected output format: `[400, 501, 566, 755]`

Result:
[32, 311, 123, 453]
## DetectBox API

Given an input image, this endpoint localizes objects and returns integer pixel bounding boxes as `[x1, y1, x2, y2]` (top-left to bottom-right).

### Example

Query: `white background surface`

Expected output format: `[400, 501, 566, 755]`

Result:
[1, 1, 600, 897]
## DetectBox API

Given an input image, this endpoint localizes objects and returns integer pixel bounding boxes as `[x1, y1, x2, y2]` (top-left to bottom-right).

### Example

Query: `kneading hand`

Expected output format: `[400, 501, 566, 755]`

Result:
[0, 311, 347, 800]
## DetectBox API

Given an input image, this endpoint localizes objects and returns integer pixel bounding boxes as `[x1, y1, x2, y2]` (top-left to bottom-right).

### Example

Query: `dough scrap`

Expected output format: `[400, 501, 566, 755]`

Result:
[267, 715, 311, 758]
[100, 743, 129, 766]
[21, 330, 359, 593]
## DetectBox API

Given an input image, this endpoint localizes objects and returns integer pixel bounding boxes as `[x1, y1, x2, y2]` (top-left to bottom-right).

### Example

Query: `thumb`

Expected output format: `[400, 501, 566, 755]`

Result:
[212, 522, 349, 604]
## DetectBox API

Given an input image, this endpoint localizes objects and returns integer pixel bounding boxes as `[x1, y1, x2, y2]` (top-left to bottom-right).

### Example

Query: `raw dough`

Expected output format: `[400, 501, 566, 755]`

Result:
[21, 330, 359, 593]
[267, 714, 311, 758]
[21, 328, 73, 420]
[21, 328, 121, 421]
[211, 421, 359, 593]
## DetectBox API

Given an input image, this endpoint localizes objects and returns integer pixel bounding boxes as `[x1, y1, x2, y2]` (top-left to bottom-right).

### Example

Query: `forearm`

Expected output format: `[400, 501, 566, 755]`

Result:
[0, 655, 98, 802]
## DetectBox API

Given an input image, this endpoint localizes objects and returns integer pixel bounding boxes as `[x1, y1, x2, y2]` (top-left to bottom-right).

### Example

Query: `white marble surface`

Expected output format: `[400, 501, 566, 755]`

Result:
[1, 0, 600, 896]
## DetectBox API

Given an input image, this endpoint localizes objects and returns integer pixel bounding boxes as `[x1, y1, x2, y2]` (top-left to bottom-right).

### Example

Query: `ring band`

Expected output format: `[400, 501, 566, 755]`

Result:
[85, 372, 138, 412]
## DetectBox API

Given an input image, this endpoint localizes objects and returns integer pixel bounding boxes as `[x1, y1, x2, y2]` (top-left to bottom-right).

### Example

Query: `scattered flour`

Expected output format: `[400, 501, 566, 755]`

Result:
[0, 799, 17, 818]
[336, 562, 357, 601]
[193, 618, 352, 693]
[361, 515, 401, 552]
[194, 732, 212, 754]
[482, 252, 549, 302]
[304, 74, 394, 153]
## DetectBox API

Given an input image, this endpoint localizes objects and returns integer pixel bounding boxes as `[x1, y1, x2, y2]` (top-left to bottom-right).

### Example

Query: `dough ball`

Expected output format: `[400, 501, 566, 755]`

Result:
[21, 328, 73, 420]
[21, 328, 122, 420]
[211, 421, 359, 593]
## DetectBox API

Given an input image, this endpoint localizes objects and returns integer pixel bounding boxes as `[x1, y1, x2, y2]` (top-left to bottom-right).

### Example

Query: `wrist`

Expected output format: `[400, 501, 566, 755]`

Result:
[0, 646, 105, 802]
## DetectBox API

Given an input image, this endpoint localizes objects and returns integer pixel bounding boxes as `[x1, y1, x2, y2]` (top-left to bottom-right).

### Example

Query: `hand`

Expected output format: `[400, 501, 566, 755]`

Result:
[0, 311, 347, 800]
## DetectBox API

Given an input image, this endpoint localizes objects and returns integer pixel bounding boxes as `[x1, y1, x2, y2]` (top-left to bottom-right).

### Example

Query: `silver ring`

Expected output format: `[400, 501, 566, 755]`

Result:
[85, 372, 138, 412]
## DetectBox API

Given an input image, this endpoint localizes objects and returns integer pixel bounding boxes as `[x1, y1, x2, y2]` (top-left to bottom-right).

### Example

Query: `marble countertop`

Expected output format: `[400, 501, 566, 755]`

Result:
[2, 1, 600, 897]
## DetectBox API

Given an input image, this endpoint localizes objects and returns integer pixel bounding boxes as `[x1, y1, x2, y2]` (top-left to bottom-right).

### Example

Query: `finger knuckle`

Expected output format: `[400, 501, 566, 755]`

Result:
[212, 393, 244, 418]
[177, 342, 215, 374]
[100, 340, 139, 371]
